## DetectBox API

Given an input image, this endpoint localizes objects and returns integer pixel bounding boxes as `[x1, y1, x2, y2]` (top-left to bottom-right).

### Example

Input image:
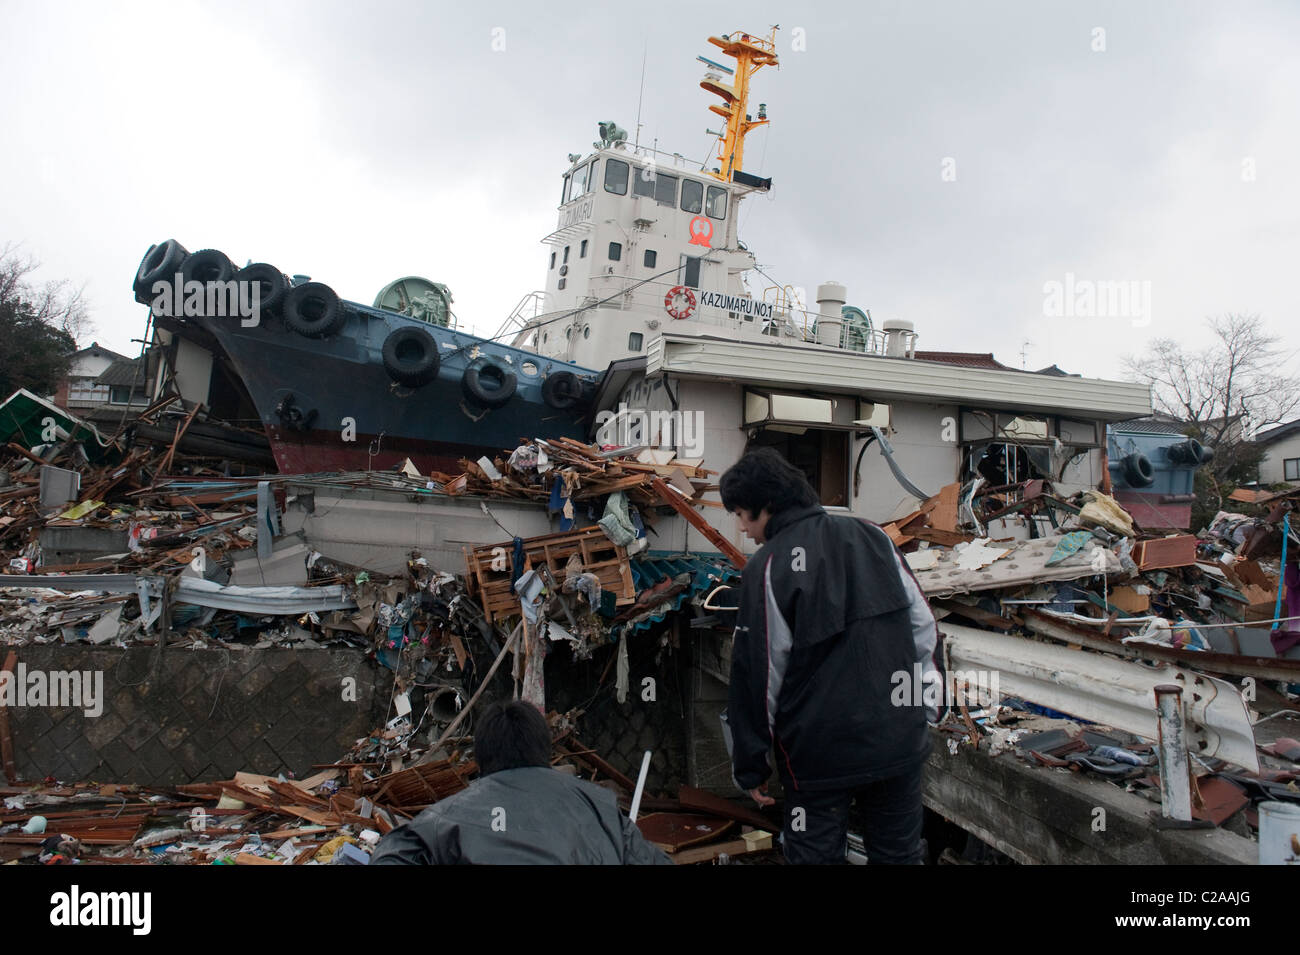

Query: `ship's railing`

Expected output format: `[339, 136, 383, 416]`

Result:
[571, 273, 896, 355]
[493, 290, 548, 341]
[604, 142, 713, 175]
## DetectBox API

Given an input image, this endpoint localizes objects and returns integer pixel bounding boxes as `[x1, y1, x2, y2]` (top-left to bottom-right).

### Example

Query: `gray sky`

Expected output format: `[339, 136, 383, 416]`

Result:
[2, 0, 1297, 380]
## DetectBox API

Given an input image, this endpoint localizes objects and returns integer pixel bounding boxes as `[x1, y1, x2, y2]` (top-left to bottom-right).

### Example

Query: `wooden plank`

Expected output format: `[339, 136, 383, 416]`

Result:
[636, 813, 734, 851]
[1135, 535, 1199, 570]
[650, 477, 746, 568]
[677, 785, 778, 832]
[671, 837, 753, 865]
[0, 652, 16, 783]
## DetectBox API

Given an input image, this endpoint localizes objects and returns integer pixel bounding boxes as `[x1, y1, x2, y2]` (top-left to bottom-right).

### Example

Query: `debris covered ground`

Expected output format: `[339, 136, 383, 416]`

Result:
[1, 390, 1298, 863]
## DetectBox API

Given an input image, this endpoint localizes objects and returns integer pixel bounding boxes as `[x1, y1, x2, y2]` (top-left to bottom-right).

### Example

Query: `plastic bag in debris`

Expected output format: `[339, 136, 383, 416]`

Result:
[513, 569, 545, 623]
[508, 444, 540, 472]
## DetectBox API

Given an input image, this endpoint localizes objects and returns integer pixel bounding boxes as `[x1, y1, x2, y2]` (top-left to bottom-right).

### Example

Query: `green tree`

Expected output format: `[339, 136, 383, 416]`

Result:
[0, 244, 87, 398]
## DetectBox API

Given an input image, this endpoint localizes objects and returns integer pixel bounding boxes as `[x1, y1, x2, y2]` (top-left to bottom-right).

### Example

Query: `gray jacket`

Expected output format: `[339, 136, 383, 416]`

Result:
[369, 766, 674, 865]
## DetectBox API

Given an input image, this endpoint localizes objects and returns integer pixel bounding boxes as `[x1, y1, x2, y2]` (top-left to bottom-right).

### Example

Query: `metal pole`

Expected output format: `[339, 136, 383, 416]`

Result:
[629, 750, 652, 822]
[1154, 683, 1191, 820]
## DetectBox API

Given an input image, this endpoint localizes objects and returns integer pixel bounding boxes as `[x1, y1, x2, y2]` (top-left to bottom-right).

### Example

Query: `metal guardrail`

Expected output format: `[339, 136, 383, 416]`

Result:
[941, 622, 1260, 773]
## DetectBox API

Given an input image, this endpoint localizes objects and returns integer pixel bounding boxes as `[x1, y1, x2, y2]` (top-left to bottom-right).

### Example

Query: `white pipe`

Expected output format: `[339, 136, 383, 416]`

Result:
[629, 750, 652, 822]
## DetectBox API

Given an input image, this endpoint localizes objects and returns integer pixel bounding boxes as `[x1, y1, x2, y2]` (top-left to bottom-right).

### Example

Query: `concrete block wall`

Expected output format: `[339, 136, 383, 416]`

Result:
[3, 647, 393, 786]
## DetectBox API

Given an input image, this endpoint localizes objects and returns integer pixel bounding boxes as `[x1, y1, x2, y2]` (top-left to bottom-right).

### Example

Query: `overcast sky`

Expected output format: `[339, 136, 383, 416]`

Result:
[2, 0, 1297, 381]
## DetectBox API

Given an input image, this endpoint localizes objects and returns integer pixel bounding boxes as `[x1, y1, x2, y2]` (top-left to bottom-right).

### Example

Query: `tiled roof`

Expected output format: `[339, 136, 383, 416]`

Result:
[95, 358, 146, 388]
[913, 351, 1011, 371]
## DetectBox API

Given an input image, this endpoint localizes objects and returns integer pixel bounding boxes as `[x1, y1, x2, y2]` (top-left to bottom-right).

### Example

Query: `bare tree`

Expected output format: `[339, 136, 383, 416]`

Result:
[1125, 315, 1300, 519]
[1125, 314, 1300, 442]
[0, 242, 94, 343]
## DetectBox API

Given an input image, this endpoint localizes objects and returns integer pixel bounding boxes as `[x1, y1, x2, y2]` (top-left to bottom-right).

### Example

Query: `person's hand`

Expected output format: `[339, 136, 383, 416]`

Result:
[748, 786, 775, 807]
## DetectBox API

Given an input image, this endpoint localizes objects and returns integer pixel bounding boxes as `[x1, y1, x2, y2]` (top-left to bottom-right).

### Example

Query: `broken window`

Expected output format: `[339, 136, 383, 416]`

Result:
[750, 428, 849, 508]
[966, 442, 1051, 486]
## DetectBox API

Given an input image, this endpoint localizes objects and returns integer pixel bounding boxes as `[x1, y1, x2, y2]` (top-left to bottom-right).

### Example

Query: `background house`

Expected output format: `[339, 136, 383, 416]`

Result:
[52, 342, 128, 409]
[1257, 419, 1300, 485]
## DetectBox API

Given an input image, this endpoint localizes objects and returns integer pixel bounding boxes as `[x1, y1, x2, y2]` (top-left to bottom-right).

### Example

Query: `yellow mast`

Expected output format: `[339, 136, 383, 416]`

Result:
[700, 28, 779, 183]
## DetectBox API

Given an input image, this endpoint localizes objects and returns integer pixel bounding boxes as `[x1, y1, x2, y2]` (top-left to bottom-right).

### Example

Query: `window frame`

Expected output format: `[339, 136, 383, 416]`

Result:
[680, 179, 703, 214]
[609, 241, 622, 262]
[678, 254, 701, 289]
[706, 185, 728, 220]
[643, 249, 657, 269]
[604, 158, 629, 195]
[654, 171, 678, 206]
[1285, 458, 1300, 481]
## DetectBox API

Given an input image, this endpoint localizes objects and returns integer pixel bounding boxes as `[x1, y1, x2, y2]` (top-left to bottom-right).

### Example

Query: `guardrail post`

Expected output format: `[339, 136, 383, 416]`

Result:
[1154, 683, 1191, 821]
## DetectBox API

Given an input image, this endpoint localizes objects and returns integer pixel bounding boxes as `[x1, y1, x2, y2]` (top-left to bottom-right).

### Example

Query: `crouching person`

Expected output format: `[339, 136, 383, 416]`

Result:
[370, 700, 672, 865]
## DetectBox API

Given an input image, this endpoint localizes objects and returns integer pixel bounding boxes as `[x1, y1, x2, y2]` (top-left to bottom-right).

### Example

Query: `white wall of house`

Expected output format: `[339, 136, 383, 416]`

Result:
[64, 352, 118, 407]
[596, 374, 1107, 557]
[1260, 432, 1300, 484]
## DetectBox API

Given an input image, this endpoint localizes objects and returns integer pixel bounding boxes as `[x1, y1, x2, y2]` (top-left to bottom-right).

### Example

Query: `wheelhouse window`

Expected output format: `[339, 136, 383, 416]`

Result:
[571, 161, 595, 200]
[681, 179, 703, 214]
[561, 174, 570, 205]
[604, 159, 629, 195]
[609, 242, 622, 261]
[632, 166, 656, 198]
[706, 185, 727, 219]
[653, 172, 678, 206]
[628, 332, 644, 351]
[678, 254, 701, 289]
[643, 249, 657, 268]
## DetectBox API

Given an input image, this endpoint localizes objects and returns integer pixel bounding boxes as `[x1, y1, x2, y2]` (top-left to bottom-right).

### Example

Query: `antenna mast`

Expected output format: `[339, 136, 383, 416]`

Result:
[634, 43, 647, 148]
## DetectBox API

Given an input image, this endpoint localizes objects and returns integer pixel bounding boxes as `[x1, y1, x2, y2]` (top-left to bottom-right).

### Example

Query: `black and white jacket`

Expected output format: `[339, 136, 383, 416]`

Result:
[727, 504, 940, 794]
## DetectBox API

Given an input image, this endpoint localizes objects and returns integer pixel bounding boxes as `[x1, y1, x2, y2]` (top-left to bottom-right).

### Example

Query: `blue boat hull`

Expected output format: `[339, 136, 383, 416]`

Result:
[180, 298, 600, 475]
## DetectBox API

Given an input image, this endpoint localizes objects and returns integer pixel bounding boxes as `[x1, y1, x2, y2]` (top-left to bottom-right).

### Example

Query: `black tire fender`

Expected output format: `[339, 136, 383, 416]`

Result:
[235, 263, 289, 318]
[1166, 438, 1204, 465]
[461, 356, 517, 409]
[382, 326, 441, 387]
[134, 239, 188, 303]
[282, 282, 345, 338]
[1121, 451, 1156, 488]
[541, 370, 585, 411]
[179, 249, 235, 286]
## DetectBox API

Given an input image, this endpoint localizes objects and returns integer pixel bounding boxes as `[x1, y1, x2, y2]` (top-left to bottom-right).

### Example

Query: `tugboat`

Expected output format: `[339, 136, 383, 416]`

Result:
[132, 256, 601, 476]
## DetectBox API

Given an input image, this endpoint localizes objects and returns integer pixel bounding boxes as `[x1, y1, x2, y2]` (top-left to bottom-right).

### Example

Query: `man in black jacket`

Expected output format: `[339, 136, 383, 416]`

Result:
[370, 701, 672, 865]
[721, 447, 940, 864]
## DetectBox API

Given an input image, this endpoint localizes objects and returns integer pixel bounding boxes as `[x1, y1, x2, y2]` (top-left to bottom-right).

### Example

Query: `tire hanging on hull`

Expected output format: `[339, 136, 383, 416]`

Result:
[461, 356, 517, 409]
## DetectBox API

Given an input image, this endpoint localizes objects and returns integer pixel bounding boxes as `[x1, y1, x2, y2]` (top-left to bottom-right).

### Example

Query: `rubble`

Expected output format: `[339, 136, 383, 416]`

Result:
[3, 382, 1298, 862]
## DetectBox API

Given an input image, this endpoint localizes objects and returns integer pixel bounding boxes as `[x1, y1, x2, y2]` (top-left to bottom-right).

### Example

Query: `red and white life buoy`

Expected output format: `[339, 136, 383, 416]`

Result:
[664, 285, 696, 320]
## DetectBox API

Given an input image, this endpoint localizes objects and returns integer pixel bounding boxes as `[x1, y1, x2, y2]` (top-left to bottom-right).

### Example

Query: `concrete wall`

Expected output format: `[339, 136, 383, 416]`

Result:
[5, 647, 392, 786]
[1261, 431, 1300, 484]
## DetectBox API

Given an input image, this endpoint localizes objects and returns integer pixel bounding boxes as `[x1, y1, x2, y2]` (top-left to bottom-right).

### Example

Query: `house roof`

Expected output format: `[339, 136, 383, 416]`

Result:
[1110, 415, 1188, 436]
[1256, 418, 1300, 444]
[95, 357, 146, 388]
[72, 341, 130, 362]
[647, 333, 1153, 421]
[914, 351, 1011, 371]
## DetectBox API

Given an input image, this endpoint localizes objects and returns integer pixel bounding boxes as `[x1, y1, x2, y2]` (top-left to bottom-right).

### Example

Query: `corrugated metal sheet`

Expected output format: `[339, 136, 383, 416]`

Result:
[647, 334, 1152, 421]
[612, 554, 739, 636]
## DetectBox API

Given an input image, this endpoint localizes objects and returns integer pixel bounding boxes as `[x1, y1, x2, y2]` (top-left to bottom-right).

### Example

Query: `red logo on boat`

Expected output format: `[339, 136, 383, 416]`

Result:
[688, 216, 713, 248]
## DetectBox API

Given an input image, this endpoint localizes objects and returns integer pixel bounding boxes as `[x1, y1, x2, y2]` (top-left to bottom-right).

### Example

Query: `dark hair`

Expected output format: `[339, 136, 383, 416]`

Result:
[720, 446, 820, 516]
[473, 700, 552, 775]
